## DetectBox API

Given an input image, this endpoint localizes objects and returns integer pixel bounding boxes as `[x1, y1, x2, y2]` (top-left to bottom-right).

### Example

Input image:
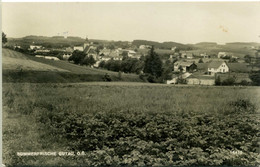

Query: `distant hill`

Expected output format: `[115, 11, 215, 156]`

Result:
[132, 40, 193, 50]
[7, 35, 86, 49]
[226, 42, 260, 47]
[193, 42, 218, 47]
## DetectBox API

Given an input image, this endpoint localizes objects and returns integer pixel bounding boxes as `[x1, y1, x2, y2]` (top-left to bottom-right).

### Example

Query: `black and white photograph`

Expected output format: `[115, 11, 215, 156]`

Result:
[1, 1, 260, 166]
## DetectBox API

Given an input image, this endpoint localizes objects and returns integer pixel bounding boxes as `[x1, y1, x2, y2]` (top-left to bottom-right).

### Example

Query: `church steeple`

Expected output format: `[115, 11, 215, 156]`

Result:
[85, 35, 89, 42]
[84, 35, 90, 50]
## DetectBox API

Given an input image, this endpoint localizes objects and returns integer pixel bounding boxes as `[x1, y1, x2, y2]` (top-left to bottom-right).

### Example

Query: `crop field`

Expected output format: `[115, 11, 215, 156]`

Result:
[2, 82, 260, 166]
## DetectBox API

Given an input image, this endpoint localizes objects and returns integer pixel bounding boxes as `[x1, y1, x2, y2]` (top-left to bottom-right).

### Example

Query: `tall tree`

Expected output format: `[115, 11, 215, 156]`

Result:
[144, 46, 163, 78]
[2, 32, 7, 44]
[68, 50, 86, 65]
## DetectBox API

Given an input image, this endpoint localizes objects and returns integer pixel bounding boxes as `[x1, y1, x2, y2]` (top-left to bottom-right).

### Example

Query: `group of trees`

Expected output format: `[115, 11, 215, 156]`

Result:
[99, 57, 144, 74]
[68, 50, 96, 66]
[2, 32, 7, 44]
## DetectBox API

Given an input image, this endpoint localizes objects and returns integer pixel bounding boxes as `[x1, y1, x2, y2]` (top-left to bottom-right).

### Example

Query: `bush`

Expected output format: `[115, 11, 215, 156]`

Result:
[222, 77, 235, 86]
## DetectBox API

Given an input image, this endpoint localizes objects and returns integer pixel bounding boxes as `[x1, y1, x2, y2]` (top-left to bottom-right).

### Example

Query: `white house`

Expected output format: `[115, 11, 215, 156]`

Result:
[45, 56, 60, 61]
[218, 52, 228, 58]
[171, 46, 177, 51]
[63, 54, 72, 60]
[73, 46, 84, 51]
[208, 61, 229, 75]
[30, 45, 42, 50]
[128, 50, 136, 57]
[139, 45, 151, 49]
[35, 55, 44, 58]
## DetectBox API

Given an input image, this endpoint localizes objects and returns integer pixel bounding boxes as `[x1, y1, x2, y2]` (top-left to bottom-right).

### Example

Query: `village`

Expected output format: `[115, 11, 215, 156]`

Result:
[9, 36, 260, 86]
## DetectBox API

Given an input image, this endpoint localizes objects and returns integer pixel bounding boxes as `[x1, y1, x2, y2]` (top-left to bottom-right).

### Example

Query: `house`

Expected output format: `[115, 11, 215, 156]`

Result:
[166, 72, 192, 84]
[208, 61, 229, 75]
[84, 46, 99, 60]
[180, 51, 194, 59]
[65, 47, 74, 53]
[63, 54, 72, 60]
[44, 56, 60, 61]
[100, 56, 111, 62]
[73, 46, 84, 51]
[14, 45, 21, 49]
[128, 50, 136, 57]
[35, 55, 44, 58]
[139, 45, 151, 49]
[218, 52, 232, 58]
[186, 74, 215, 86]
[174, 61, 197, 72]
[30, 45, 42, 50]
[171, 47, 177, 51]
[200, 53, 210, 58]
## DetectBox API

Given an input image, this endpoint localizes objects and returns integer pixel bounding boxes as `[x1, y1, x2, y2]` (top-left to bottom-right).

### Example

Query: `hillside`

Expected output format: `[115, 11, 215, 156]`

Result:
[2, 49, 143, 83]
[132, 40, 193, 50]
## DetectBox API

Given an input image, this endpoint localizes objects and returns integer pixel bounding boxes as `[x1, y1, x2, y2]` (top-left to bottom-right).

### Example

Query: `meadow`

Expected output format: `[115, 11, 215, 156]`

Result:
[3, 82, 260, 166]
[2, 48, 143, 83]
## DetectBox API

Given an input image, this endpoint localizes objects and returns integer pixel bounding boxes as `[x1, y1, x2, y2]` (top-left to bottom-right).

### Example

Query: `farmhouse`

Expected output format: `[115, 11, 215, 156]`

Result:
[63, 54, 72, 60]
[208, 61, 229, 75]
[166, 72, 192, 84]
[30, 45, 42, 50]
[186, 74, 215, 86]
[174, 61, 197, 72]
[218, 52, 233, 58]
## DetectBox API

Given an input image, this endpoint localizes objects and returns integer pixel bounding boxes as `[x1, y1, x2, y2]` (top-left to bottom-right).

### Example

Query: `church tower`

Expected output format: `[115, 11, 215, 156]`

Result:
[84, 35, 90, 49]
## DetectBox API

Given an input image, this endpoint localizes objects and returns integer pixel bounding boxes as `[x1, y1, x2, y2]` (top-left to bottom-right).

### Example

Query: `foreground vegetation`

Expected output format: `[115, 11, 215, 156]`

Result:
[3, 83, 260, 166]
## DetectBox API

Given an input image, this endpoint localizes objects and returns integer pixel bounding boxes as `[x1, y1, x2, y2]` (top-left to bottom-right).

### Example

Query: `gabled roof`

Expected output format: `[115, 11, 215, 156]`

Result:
[228, 63, 250, 72]
[197, 63, 209, 70]
[208, 61, 226, 68]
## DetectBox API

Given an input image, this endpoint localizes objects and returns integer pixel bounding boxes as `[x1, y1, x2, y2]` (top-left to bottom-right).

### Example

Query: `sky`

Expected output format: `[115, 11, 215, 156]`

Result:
[2, 2, 260, 44]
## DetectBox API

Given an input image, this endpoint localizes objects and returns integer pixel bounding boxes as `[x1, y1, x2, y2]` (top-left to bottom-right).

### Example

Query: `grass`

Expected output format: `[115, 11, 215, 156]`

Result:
[2, 82, 260, 166]
[2, 48, 143, 83]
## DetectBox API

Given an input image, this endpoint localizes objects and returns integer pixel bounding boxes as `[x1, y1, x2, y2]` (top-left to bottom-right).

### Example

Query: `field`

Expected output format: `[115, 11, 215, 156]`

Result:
[2, 48, 143, 83]
[3, 82, 260, 166]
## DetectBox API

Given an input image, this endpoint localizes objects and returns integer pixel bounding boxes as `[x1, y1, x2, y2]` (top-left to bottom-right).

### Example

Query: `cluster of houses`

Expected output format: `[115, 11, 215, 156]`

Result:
[167, 59, 251, 85]
[21, 40, 252, 86]
[28, 39, 143, 67]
